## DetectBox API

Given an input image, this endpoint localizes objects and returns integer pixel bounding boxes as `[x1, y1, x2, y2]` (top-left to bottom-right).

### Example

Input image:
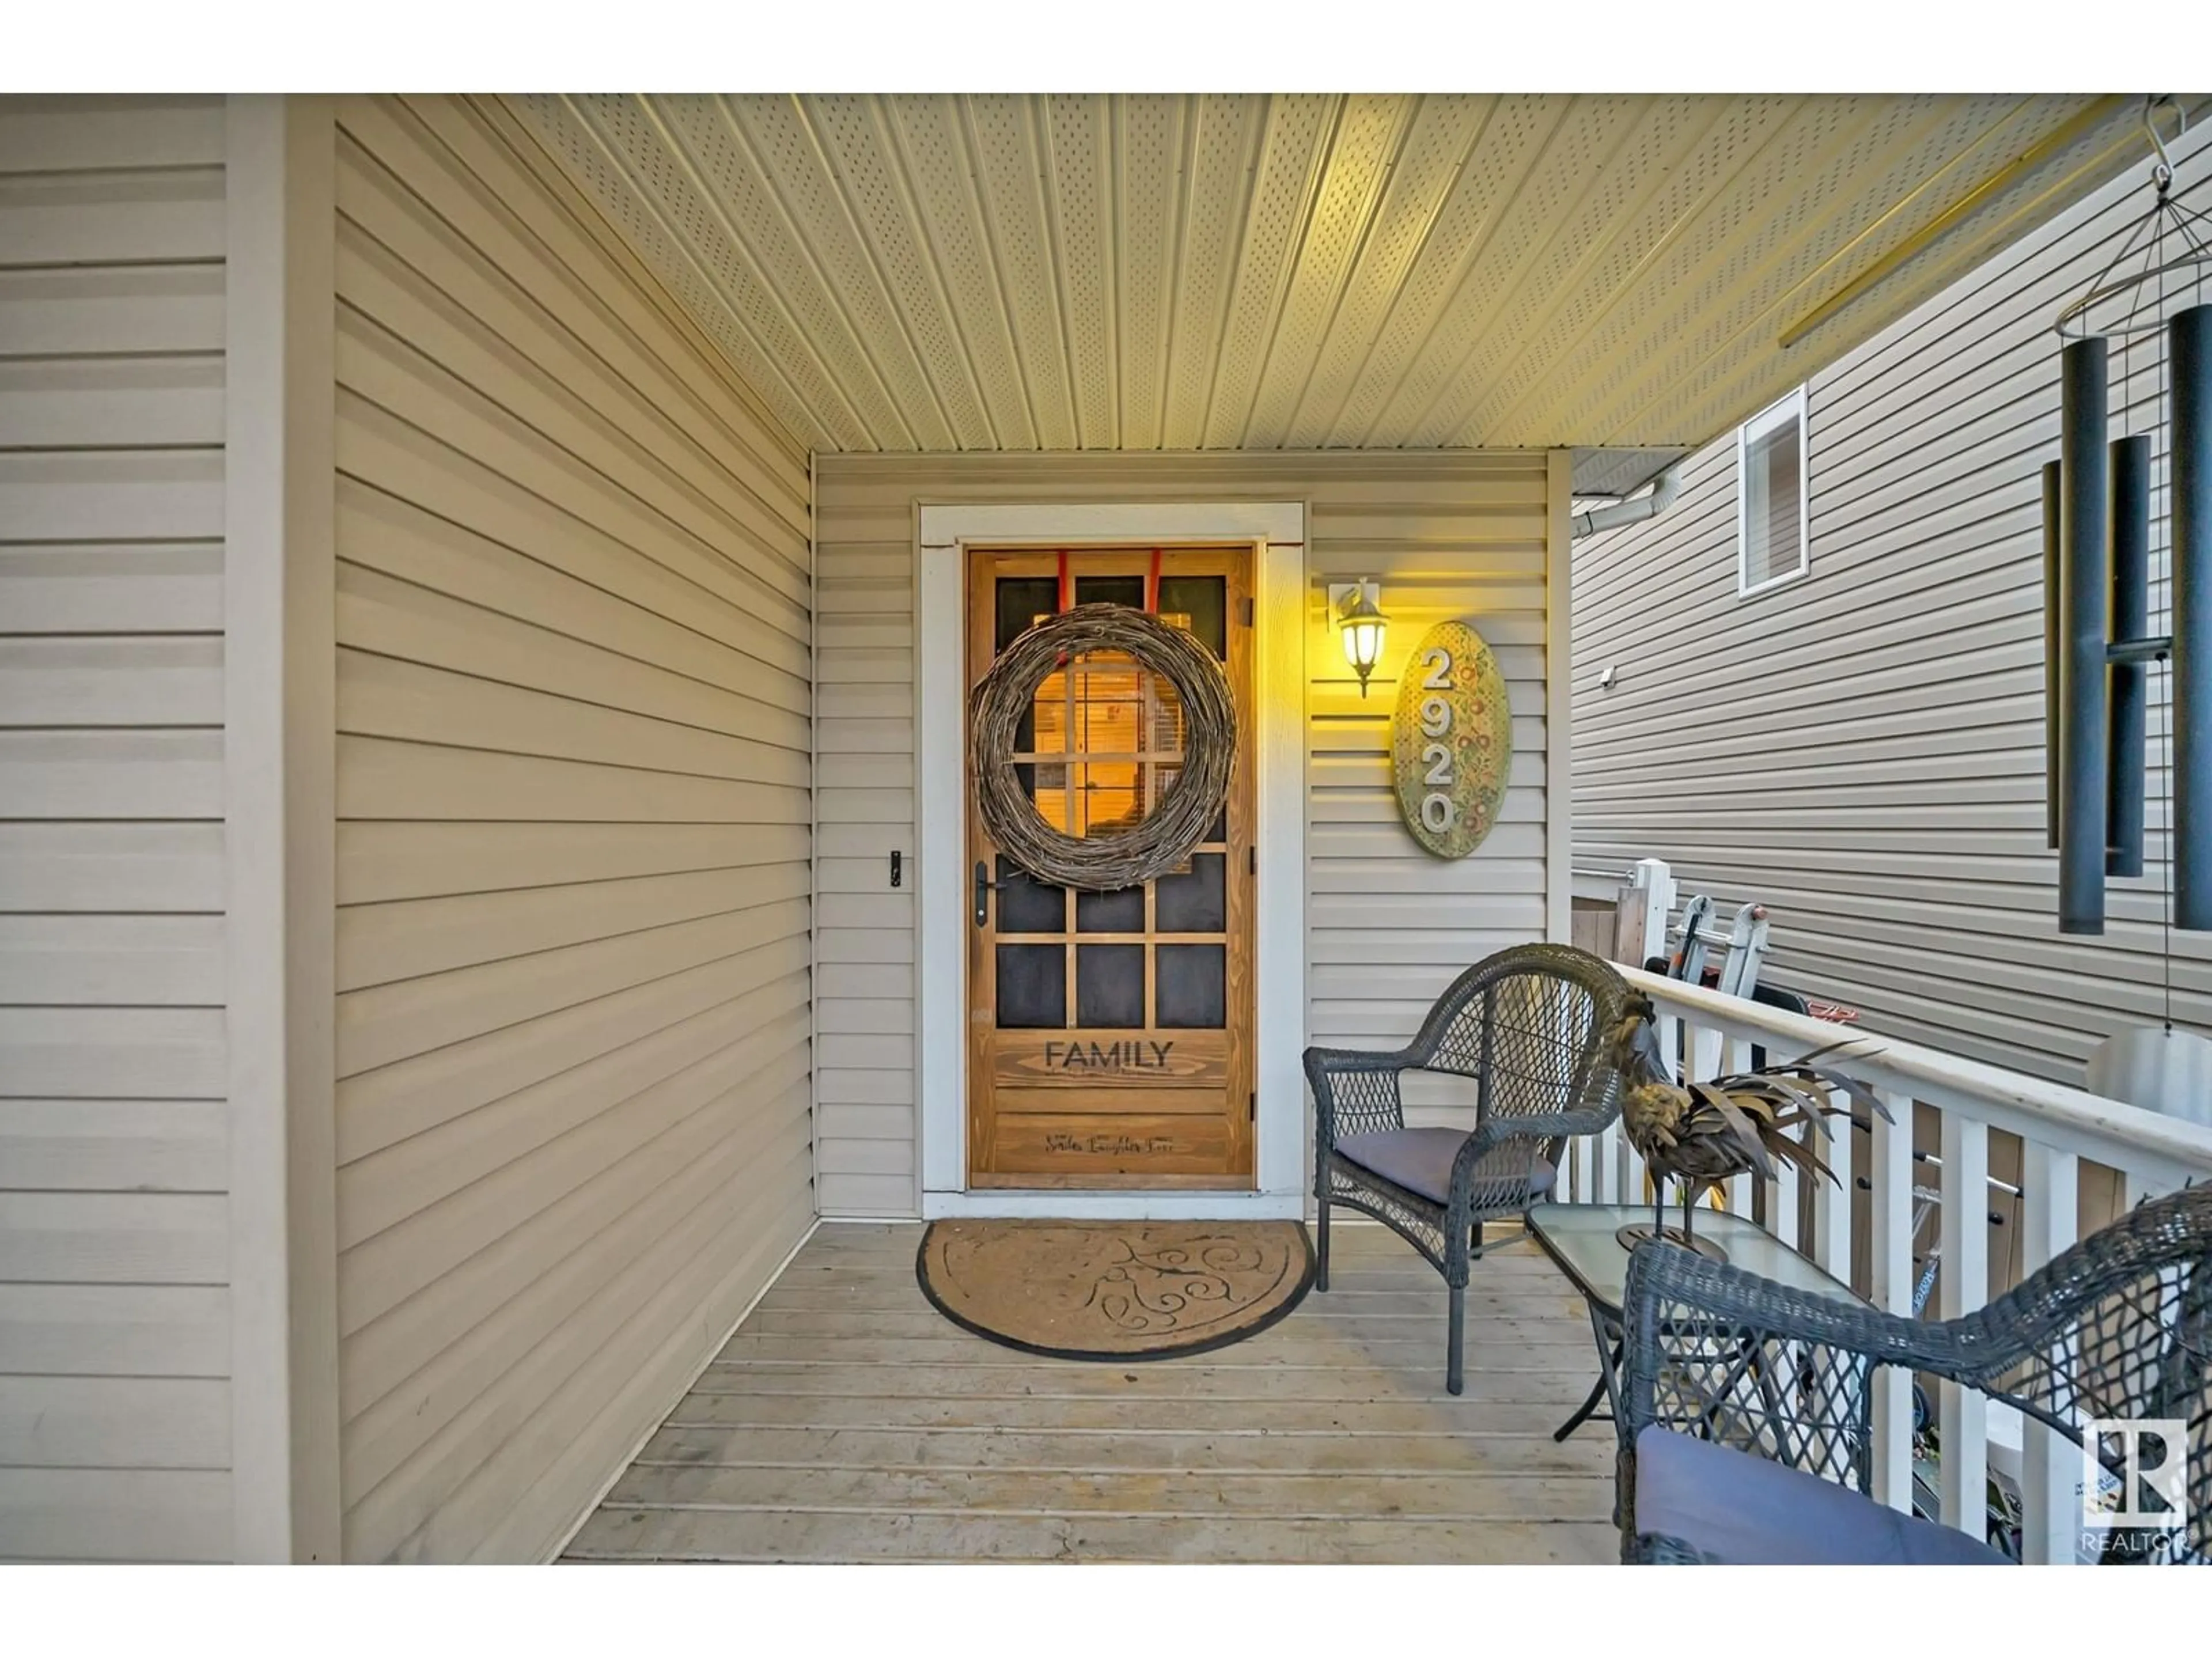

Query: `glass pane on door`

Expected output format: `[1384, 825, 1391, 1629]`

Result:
[1157, 574, 1226, 658]
[995, 576, 1059, 650]
[997, 944, 1066, 1027]
[1157, 944, 1225, 1028]
[1075, 885, 1145, 932]
[1156, 853, 1225, 933]
[1075, 944, 1145, 1028]
[996, 855, 1064, 934]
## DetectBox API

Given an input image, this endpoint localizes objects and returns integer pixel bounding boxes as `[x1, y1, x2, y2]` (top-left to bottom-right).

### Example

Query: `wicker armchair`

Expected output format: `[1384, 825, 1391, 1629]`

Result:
[1616, 1184, 2212, 1565]
[1304, 943, 1629, 1394]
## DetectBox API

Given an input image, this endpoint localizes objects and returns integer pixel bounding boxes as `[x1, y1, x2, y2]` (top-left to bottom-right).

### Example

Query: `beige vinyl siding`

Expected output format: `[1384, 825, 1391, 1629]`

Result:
[0, 96, 233, 1562]
[328, 96, 814, 1562]
[1572, 129, 2212, 1085]
[813, 451, 1554, 1215]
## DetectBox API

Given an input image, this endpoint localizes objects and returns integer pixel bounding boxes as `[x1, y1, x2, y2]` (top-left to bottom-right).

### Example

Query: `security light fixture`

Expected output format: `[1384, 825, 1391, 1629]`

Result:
[1334, 581, 1387, 698]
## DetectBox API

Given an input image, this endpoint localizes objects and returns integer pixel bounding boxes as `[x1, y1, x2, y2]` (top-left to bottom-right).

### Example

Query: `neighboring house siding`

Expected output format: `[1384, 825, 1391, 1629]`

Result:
[1572, 130, 2212, 1085]
[328, 97, 815, 1560]
[813, 451, 1555, 1215]
[0, 97, 233, 1560]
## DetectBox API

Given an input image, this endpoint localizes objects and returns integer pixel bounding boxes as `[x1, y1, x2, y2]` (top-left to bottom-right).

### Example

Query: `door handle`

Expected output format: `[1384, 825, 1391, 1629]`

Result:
[973, 861, 997, 928]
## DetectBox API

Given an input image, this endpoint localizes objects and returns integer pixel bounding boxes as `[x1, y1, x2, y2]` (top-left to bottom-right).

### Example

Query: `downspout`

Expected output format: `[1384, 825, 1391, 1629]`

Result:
[1570, 463, 1682, 540]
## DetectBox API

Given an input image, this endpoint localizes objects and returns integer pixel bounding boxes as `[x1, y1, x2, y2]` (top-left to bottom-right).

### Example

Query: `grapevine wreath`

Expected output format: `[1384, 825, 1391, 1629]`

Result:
[967, 602, 1236, 891]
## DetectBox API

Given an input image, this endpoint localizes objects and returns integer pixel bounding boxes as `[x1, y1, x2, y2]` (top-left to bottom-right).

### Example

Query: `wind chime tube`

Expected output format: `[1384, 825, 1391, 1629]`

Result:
[2058, 336, 2109, 935]
[2107, 434, 2150, 878]
[2043, 459, 2062, 850]
[2174, 304, 2212, 932]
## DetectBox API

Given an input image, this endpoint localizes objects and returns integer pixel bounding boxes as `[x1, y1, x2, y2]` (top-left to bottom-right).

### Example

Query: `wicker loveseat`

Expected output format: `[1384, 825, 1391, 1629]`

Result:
[1303, 943, 1630, 1394]
[1616, 1184, 2212, 1565]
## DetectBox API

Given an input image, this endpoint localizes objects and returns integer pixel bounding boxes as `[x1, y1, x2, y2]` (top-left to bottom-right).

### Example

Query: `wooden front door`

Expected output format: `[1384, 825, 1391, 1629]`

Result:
[966, 547, 1255, 1188]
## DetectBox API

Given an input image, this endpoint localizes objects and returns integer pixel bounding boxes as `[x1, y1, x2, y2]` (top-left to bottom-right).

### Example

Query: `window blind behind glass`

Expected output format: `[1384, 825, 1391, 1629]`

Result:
[1744, 415, 1804, 586]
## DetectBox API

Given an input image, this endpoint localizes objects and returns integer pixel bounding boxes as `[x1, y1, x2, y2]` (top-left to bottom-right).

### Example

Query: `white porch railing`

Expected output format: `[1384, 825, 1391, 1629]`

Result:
[1563, 963, 2212, 1563]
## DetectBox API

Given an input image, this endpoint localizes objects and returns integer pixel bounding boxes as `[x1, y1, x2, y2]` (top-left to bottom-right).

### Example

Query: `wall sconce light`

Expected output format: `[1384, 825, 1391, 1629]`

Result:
[1330, 580, 1388, 698]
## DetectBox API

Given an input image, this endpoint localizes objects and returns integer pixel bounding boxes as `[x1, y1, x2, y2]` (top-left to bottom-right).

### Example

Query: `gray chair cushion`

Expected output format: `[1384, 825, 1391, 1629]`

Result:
[1633, 1425, 2008, 1565]
[1333, 1127, 1556, 1206]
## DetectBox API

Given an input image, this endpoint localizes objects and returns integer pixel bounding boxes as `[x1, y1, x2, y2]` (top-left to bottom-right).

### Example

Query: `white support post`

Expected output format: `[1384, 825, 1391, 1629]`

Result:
[2020, 1141, 2082, 1565]
[1938, 1112, 1990, 1536]
[1869, 1087, 1915, 1512]
[1812, 1088, 1852, 1280]
[1626, 857, 1676, 968]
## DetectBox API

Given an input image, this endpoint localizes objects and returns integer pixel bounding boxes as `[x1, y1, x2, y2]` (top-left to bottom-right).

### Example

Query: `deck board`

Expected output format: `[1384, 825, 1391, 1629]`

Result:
[563, 1220, 1619, 1564]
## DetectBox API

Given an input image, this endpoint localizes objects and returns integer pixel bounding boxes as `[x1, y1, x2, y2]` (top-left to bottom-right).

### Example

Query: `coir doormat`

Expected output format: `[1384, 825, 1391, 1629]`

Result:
[915, 1219, 1315, 1361]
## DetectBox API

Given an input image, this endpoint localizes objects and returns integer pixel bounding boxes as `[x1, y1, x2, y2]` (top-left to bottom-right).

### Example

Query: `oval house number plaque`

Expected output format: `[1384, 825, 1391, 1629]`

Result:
[1391, 620, 1512, 859]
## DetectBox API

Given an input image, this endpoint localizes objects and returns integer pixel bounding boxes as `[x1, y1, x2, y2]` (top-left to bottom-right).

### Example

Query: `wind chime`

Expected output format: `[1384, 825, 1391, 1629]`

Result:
[2048, 96, 2210, 940]
[2046, 97, 2212, 1120]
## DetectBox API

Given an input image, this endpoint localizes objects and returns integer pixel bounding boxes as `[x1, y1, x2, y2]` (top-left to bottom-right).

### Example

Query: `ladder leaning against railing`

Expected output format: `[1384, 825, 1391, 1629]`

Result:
[1556, 963, 2212, 1564]
[1611, 856, 1771, 999]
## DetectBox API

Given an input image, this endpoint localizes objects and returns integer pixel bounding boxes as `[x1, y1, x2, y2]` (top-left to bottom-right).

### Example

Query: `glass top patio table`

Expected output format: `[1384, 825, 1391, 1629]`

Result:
[1524, 1202, 1868, 1443]
[1526, 1202, 1864, 1320]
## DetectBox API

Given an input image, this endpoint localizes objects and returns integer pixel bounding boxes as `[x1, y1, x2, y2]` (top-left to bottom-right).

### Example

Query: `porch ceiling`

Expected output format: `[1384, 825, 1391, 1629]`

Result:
[506, 94, 2146, 459]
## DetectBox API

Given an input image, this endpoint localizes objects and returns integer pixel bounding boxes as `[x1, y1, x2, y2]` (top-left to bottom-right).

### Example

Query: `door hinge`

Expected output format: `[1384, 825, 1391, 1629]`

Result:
[1249, 1091, 1257, 1122]
[1240, 596, 1255, 626]
[1248, 845, 1257, 876]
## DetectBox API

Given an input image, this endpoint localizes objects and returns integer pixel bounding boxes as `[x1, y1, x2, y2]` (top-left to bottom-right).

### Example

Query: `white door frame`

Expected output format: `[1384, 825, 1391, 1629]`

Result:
[915, 502, 1307, 1219]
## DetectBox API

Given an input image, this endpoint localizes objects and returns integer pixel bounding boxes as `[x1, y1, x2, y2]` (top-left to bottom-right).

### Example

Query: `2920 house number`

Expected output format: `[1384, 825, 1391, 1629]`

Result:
[1416, 646, 1459, 835]
[1389, 619, 1513, 861]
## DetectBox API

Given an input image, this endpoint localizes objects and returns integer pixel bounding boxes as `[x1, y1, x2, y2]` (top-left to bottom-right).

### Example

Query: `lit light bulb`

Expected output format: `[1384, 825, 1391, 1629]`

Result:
[1337, 584, 1387, 698]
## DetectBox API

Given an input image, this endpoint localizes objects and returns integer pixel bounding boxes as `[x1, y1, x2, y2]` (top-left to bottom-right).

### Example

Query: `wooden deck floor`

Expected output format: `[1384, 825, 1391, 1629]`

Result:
[563, 1220, 1619, 1563]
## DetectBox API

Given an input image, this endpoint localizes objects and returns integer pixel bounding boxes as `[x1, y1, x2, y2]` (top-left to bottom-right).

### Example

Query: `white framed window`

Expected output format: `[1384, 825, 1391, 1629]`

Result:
[1737, 386, 1809, 597]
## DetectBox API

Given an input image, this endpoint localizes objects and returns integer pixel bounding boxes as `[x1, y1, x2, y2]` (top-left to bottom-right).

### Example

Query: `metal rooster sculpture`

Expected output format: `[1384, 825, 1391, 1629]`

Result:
[1605, 990, 1891, 1259]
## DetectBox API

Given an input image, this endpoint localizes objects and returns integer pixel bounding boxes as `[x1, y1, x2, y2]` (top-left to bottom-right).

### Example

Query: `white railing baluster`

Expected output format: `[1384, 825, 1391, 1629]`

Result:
[1686, 1020, 1720, 1083]
[1937, 1112, 1990, 1536]
[2123, 1169, 2168, 1207]
[1554, 997, 1591, 1203]
[1725, 1173, 1752, 1218]
[1594, 1119, 1620, 1204]
[1633, 1009, 1673, 1208]
[1811, 1085, 1851, 1280]
[1869, 1085, 1915, 1513]
[1690, 1022, 1725, 1230]
[2020, 1141, 2081, 1565]
[1725, 1034, 1756, 1220]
